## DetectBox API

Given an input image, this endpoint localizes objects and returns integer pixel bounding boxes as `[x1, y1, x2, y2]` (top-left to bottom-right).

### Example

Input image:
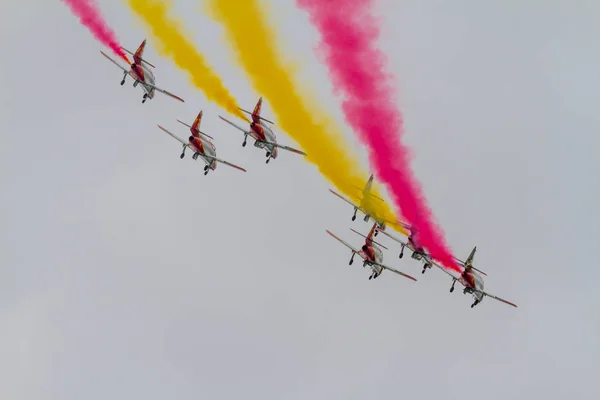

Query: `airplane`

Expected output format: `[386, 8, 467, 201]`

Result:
[434, 247, 517, 309]
[375, 222, 439, 274]
[326, 223, 417, 282]
[329, 176, 398, 237]
[218, 97, 306, 163]
[374, 218, 489, 276]
[100, 39, 184, 104]
[377, 226, 516, 308]
[157, 110, 246, 175]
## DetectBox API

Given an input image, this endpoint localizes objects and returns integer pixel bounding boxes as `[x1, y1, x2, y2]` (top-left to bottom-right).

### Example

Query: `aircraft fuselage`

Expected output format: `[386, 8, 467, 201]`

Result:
[249, 121, 278, 159]
[189, 135, 217, 170]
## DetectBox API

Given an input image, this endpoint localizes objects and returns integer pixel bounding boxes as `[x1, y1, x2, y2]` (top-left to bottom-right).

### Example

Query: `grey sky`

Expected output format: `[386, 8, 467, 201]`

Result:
[1, 0, 598, 399]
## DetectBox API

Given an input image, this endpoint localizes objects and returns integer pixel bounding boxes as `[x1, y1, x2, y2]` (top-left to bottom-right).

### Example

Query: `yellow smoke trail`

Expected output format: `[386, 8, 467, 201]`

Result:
[124, 0, 248, 121]
[203, 0, 406, 234]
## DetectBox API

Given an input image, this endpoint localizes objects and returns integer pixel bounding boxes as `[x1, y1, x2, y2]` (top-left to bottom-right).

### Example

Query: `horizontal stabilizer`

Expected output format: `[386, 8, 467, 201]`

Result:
[121, 47, 155, 68]
[350, 185, 385, 202]
[176, 119, 214, 140]
[454, 257, 487, 276]
[239, 108, 275, 125]
[349, 228, 388, 250]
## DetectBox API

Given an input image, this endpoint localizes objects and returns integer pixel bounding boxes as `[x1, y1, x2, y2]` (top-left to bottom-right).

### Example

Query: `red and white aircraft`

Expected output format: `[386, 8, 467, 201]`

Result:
[375, 221, 446, 274]
[101, 39, 184, 104]
[376, 221, 489, 276]
[326, 223, 417, 282]
[329, 174, 395, 236]
[377, 227, 516, 308]
[219, 97, 306, 163]
[436, 247, 517, 309]
[158, 110, 246, 175]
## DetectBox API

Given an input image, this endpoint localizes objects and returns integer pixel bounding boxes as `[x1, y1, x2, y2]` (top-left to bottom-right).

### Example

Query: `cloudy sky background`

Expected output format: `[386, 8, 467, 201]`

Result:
[1, 0, 598, 399]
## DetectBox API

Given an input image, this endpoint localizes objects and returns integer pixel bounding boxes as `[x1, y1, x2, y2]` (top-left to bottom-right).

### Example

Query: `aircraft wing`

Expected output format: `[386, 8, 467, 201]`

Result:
[261, 139, 307, 156]
[143, 82, 184, 102]
[350, 185, 385, 202]
[219, 115, 250, 135]
[473, 288, 518, 308]
[100, 50, 131, 74]
[329, 189, 366, 211]
[375, 228, 407, 245]
[157, 124, 191, 147]
[326, 230, 363, 257]
[454, 256, 467, 265]
[431, 260, 462, 280]
[371, 261, 417, 281]
[201, 154, 247, 172]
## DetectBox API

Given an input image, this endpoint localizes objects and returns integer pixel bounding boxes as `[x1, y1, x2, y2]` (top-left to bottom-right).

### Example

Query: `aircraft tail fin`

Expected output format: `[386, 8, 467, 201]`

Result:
[238, 97, 275, 125]
[364, 174, 374, 193]
[191, 111, 202, 137]
[122, 39, 155, 68]
[461, 246, 487, 275]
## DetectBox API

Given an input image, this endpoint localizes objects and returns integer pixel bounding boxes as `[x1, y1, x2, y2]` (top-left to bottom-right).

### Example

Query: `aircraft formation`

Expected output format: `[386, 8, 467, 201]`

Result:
[101, 39, 516, 310]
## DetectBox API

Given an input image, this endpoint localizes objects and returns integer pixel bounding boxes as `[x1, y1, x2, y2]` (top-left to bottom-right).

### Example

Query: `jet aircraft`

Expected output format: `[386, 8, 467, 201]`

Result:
[378, 227, 516, 308]
[329, 174, 396, 236]
[101, 39, 184, 104]
[158, 110, 246, 175]
[219, 97, 306, 163]
[326, 223, 417, 282]
[435, 247, 517, 308]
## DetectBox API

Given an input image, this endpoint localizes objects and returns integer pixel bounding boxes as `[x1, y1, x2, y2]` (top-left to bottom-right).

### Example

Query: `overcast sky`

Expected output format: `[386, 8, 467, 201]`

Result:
[1, 1, 598, 399]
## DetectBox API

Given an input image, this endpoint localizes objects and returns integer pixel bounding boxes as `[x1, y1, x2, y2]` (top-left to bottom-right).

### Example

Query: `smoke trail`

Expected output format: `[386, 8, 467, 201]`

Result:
[203, 0, 405, 235]
[296, 0, 460, 271]
[124, 0, 247, 121]
[61, 0, 130, 63]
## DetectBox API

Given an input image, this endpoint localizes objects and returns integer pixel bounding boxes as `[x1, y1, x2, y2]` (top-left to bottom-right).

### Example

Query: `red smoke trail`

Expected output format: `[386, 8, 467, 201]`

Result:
[297, 0, 461, 272]
[61, 0, 131, 64]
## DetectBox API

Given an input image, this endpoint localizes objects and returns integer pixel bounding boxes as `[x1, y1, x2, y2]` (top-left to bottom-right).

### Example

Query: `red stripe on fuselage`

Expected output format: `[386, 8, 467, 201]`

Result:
[250, 122, 266, 141]
[362, 245, 375, 262]
[130, 64, 145, 83]
[189, 136, 204, 154]
[463, 271, 476, 288]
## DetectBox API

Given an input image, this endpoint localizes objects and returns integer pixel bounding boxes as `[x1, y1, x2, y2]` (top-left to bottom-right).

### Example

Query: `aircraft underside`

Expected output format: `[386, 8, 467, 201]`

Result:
[447, 280, 482, 308]
[119, 72, 151, 103]
[249, 139, 275, 163]
[191, 152, 214, 175]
